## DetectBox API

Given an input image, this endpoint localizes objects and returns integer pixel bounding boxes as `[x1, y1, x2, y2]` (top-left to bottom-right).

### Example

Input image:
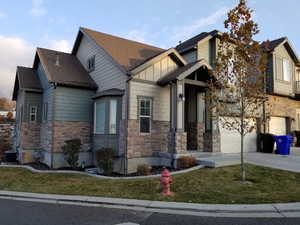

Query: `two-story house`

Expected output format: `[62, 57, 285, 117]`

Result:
[12, 27, 299, 173]
[262, 38, 300, 135]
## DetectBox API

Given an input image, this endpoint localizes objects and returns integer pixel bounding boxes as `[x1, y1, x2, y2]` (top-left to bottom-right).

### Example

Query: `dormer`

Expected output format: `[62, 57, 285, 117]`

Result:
[175, 30, 221, 66]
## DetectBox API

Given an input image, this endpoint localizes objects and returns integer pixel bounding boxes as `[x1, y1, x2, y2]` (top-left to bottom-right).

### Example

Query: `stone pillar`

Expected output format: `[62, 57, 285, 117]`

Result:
[168, 131, 187, 154]
[204, 118, 220, 152]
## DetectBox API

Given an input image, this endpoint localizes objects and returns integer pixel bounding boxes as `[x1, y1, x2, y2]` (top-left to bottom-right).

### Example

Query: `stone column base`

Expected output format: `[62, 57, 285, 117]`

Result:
[204, 131, 220, 152]
[174, 131, 188, 154]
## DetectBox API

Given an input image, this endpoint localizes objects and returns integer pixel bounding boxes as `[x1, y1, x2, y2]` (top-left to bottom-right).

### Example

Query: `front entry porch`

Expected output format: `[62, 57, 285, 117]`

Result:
[158, 59, 221, 155]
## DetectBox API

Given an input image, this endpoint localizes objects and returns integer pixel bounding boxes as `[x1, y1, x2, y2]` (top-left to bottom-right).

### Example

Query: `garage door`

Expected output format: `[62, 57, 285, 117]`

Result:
[219, 117, 257, 153]
[269, 117, 286, 135]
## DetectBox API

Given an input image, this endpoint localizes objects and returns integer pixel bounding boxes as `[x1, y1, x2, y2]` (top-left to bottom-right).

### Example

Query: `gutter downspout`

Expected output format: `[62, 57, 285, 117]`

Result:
[124, 74, 132, 175]
[50, 82, 57, 169]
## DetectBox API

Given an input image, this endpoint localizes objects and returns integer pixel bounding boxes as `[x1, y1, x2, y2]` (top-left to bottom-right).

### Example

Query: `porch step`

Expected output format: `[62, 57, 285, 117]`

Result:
[291, 147, 300, 155]
[197, 154, 241, 168]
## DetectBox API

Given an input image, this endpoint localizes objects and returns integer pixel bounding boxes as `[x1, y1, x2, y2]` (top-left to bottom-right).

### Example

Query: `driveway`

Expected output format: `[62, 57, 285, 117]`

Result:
[198, 151, 300, 173]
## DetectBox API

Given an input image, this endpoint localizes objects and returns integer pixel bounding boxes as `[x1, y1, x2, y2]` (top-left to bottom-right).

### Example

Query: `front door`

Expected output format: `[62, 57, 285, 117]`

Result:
[185, 84, 205, 150]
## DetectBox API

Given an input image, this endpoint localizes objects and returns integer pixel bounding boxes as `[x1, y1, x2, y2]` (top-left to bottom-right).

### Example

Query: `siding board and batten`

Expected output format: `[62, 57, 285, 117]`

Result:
[135, 55, 178, 82]
[273, 44, 296, 96]
[130, 55, 179, 122]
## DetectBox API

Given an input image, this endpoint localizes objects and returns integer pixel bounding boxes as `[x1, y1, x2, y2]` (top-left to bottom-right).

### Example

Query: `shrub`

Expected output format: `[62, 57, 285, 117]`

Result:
[177, 156, 198, 169]
[6, 112, 13, 120]
[33, 149, 44, 164]
[137, 164, 152, 176]
[95, 148, 114, 175]
[61, 139, 81, 169]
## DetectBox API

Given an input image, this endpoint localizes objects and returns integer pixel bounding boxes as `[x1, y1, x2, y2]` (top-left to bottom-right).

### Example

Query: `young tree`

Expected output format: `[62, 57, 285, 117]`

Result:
[207, 0, 268, 182]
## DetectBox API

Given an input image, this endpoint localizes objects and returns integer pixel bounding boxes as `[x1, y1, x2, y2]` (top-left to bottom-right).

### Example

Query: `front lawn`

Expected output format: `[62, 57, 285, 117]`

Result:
[0, 164, 300, 204]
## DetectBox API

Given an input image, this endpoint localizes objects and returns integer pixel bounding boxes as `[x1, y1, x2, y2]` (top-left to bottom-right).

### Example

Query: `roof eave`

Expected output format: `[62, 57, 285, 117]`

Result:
[53, 82, 97, 91]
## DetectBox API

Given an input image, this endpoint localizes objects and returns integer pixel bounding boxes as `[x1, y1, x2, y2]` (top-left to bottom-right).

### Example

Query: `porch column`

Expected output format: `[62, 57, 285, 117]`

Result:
[170, 80, 187, 154]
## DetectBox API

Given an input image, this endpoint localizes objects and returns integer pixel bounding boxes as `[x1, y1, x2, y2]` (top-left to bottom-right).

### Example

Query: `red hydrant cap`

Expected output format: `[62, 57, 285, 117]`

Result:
[161, 168, 170, 177]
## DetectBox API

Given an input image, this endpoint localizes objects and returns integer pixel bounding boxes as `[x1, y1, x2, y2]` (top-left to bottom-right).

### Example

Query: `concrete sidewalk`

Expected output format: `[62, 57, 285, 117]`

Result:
[198, 152, 300, 173]
[0, 191, 299, 218]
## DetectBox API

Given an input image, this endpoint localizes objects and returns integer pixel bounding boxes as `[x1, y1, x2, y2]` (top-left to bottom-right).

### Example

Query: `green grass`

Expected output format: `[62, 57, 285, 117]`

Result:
[1, 164, 300, 204]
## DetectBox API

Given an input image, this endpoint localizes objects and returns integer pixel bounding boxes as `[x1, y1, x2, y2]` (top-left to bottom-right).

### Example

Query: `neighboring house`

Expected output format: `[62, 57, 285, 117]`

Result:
[262, 38, 300, 135]
[0, 111, 15, 118]
[12, 27, 300, 173]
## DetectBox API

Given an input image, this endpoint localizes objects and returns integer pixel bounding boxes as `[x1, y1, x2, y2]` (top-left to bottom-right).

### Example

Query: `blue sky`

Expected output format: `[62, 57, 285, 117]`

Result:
[0, 0, 299, 98]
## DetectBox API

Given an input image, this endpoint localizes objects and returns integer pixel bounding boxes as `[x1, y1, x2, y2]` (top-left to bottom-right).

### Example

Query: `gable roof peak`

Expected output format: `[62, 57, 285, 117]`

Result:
[77, 27, 165, 71]
[176, 29, 221, 53]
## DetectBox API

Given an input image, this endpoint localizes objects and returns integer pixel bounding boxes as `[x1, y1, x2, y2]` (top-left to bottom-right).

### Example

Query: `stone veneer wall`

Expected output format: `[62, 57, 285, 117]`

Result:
[40, 122, 53, 153]
[0, 122, 14, 159]
[268, 95, 300, 131]
[186, 122, 205, 150]
[126, 120, 170, 158]
[19, 122, 41, 163]
[52, 121, 92, 153]
[174, 131, 187, 154]
[204, 131, 221, 152]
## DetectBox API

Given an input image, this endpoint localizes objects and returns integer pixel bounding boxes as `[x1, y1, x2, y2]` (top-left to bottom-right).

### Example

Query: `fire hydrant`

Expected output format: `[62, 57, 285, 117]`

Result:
[160, 168, 173, 196]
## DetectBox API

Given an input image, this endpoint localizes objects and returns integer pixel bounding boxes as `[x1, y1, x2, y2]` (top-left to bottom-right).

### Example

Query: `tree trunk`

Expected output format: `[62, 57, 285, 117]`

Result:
[241, 133, 246, 182]
[241, 89, 246, 182]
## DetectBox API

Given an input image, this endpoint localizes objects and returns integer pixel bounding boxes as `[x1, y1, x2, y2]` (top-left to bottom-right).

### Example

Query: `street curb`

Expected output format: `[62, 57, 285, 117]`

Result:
[0, 191, 299, 218]
[0, 164, 205, 180]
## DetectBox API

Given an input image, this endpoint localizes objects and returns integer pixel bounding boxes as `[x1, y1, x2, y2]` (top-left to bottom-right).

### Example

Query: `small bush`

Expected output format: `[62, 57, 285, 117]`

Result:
[33, 149, 44, 164]
[137, 164, 152, 176]
[6, 112, 13, 120]
[95, 148, 114, 175]
[177, 156, 198, 169]
[61, 139, 81, 169]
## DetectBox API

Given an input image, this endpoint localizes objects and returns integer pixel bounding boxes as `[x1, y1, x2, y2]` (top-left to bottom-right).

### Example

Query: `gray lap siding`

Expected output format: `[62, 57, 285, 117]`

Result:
[75, 33, 128, 157]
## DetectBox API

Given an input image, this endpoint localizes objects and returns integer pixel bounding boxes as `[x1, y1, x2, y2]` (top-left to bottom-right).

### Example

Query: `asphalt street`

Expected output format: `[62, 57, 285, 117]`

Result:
[1, 199, 300, 225]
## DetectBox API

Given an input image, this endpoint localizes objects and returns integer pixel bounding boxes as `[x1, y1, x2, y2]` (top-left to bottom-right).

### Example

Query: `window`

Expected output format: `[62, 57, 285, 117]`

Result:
[29, 106, 37, 122]
[297, 70, 300, 81]
[283, 59, 291, 82]
[139, 98, 152, 133]
[87, 55, 95, 72]
[94, 99, 119, 134]
[109, 100, 117, 134]
[95, 101, 106, 134]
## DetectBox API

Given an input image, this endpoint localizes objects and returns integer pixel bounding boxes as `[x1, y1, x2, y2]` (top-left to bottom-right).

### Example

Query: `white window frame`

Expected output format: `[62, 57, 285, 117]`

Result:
[283, 59, 291, 82]
[138, 97, 152, 134]
[29, 105, 37, 122]
[109, 99, 117, 134]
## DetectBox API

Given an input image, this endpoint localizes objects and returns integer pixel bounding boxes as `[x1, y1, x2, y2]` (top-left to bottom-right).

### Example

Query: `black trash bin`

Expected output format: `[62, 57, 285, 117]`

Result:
[4, 151, 17, 162]
[294, 131, 300, 147]
[257, 133, 275, 153]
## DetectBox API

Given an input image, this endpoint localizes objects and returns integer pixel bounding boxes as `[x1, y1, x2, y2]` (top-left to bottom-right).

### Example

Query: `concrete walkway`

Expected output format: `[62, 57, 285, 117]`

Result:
[0, 190, 300, 218]
[198, 152, 300, 173]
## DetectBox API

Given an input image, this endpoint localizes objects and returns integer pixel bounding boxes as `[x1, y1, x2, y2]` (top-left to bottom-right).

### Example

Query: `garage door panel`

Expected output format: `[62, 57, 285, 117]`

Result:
[269, 117, 286, 135]
[219, 117, 257, 153]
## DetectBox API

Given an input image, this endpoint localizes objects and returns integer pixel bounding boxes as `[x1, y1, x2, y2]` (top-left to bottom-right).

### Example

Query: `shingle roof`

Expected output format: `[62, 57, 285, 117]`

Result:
[12, 66, 42, 100]
[92, 88, 125, 99]
[80, 27, 165, 71]
[16, 66, 42, 90]
[37, 48, 97, 90]
[176, 30, 220, 53]
[261, 37, 286, 52]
